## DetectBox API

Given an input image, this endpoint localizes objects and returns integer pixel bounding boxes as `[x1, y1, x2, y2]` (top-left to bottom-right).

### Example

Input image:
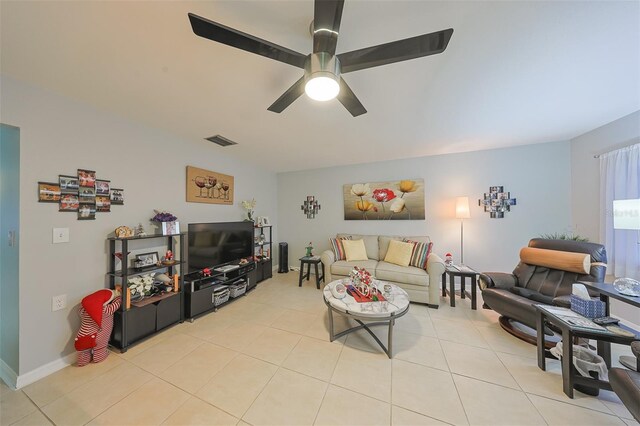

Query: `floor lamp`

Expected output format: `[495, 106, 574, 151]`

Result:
[613, 198, 640, 371]
[456, 197, 471, 265]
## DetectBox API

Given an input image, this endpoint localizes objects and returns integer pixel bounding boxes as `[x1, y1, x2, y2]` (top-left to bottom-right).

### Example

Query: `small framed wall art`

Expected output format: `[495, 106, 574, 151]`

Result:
[78, 204, 96, 220]
[38, 182, 61, 203]
[110, 188, 124, 205]
[59, 175, 79, 193]
[78, 169, 96, 188]
[59, 194, 79, 212]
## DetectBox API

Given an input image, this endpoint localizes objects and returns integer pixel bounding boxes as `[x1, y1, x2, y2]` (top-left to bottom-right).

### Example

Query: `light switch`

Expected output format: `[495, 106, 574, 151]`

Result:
[53, 228, 69, 243]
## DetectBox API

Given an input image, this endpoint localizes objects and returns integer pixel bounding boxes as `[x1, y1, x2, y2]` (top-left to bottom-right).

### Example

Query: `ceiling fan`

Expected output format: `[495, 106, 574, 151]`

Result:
[188, 1, 453, 117]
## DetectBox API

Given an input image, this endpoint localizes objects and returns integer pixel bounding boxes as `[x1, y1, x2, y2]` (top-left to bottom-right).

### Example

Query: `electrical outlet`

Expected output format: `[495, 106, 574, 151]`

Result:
[52, 294, 67, 311]
[53, 228, 69, 244]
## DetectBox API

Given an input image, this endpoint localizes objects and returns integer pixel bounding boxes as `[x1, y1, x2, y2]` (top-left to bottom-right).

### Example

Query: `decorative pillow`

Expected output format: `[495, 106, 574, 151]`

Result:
[329, 236, 352, 260]
[404, 239, 433, 269]
[384, 240, 414, 267]
[342, 239, 368, 261]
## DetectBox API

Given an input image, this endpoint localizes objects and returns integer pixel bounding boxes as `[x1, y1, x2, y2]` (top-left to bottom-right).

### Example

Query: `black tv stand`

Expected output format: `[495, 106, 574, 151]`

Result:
[184, 261, 256, 320]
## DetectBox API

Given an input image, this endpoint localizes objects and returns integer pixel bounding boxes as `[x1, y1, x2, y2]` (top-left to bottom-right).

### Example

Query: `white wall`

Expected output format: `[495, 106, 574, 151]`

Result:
[0, 76, 278, 378]
[277, 141, 572, 275]
[570, 110, 640, 326]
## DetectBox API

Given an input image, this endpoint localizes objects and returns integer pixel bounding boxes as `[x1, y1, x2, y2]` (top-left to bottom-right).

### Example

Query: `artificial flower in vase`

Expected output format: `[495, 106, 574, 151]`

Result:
[150, 210, 179, 235]
[241, 198, 256, 222]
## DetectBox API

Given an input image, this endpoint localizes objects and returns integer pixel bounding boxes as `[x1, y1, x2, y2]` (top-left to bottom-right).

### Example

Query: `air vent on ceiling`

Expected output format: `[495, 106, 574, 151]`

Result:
[205, 135, 237, 147]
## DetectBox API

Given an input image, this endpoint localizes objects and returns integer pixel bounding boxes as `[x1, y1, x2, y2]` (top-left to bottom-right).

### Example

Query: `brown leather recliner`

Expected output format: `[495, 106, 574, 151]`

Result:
[479, 238, 608, 333]
[610, 342, 640, 422]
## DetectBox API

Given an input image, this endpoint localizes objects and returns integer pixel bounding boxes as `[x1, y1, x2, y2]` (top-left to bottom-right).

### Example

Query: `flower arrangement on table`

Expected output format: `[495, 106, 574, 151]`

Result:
[128, 274, 156, 301]
[349, 266, 373, 296]
[241, 199, 256, 222]
[150, 210, 179, 235]
[150, 210, 177, 223]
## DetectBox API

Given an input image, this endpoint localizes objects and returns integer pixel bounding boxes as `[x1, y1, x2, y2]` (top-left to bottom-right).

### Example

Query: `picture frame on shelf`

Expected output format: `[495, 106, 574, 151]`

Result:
[259, 216, 271, 227]
[162, 221, 180, 235]
[38, 182, 61, 203]
[134, 252, 159, 269]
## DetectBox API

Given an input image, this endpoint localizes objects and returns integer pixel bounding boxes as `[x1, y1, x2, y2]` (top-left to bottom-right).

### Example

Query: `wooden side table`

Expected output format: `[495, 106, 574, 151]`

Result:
[535, 304, 639, 398]
[441, 265, 479, 309]
[299, 257, 324, 289]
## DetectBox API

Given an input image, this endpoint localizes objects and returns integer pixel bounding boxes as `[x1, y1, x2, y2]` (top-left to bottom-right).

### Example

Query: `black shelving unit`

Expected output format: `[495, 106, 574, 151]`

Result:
[107, 232, 185, 352]
[254, 225, 272, 283]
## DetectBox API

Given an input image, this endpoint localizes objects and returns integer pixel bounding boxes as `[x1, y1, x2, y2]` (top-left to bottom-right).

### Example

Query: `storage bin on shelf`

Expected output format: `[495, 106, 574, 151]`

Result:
[213, 288, 230, 306]
[229, 282, 247, 298]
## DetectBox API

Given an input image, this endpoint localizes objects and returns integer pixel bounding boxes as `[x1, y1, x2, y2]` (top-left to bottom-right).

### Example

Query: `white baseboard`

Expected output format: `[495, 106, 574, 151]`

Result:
[15, 352, 75, 389]
[0, 358, 18, 390]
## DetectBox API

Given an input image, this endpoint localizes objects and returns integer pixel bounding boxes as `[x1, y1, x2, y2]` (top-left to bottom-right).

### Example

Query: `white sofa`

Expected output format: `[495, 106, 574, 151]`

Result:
[320, 233, 445, 307]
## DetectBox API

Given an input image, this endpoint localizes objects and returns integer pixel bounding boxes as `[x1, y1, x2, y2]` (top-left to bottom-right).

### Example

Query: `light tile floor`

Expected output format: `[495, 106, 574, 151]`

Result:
[1, 273, 638, 425]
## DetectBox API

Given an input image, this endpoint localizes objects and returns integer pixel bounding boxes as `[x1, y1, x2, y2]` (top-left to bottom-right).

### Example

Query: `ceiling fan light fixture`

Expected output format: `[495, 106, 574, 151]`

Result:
[304, 52, 341, 101]
[305, 73, 340, 101]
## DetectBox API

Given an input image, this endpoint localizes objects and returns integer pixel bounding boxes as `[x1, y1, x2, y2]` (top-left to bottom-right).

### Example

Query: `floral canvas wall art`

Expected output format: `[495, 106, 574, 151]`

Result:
[343, 179, 425, 220]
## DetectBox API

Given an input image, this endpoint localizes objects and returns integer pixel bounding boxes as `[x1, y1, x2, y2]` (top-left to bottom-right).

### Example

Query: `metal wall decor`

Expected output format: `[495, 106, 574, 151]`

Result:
[301, 196, 321, 219]
[478, 186, 517, 219]
[38, 169, 123, 220]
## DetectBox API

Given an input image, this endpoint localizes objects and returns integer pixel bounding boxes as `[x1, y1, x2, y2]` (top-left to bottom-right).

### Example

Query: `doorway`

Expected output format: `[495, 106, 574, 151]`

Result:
[1, 123, 20, 385]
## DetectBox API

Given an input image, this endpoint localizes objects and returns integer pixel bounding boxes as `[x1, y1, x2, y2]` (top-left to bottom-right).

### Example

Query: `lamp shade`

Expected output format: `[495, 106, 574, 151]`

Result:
[455, 197, 471, 219]
[613, 199, 640, 230]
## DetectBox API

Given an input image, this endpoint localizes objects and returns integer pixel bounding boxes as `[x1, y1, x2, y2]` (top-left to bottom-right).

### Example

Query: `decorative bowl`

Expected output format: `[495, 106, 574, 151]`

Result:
[613, 277, 640, 297]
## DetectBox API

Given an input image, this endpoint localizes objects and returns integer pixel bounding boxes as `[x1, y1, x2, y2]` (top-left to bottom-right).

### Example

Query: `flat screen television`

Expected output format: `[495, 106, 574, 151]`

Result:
[188, 221, 253, 272]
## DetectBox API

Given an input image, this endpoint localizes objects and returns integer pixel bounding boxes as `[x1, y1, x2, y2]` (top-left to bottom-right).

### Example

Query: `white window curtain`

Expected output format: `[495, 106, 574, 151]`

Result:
[600, 143, 640, 279]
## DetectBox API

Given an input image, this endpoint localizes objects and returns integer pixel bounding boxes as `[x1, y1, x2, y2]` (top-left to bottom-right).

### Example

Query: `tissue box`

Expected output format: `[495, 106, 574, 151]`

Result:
[570, 295, 606, 319]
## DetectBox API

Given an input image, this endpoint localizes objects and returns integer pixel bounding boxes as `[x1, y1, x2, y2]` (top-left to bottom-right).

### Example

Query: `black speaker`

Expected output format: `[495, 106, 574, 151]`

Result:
[278, 242, 288, 273]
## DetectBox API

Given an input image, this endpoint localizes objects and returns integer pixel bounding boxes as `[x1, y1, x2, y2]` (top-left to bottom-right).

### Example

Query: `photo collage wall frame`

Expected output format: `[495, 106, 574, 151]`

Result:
[38, 169, 124, 220]
[478, 186, 517, 219]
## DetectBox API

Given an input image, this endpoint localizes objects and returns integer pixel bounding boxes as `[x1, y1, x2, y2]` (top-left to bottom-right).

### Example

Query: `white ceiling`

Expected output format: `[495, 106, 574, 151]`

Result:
[1, 1, 639, 172]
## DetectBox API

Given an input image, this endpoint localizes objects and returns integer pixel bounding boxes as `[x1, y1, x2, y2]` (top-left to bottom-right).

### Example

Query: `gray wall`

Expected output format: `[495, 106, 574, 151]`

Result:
[277, 141, 572, 275]
[570, 110, 640, 325]
[1, 124, 21, 376]
[1, 76, 278, 375]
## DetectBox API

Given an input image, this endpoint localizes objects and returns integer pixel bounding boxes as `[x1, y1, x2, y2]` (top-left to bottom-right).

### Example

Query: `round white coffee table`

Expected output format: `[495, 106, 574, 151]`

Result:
[322, 280, 410, 358]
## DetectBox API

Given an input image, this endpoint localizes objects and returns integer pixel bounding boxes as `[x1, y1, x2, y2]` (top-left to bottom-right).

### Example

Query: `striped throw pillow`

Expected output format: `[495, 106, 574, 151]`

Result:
[404, 239, 433, 269]
[329, 236, 352, 261]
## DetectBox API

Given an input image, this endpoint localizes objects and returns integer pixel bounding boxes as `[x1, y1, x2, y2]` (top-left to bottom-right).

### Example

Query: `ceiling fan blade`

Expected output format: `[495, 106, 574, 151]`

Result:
[338, 28, 453, 74]
[267, 77, 306, 113]
[188, 13, 307, 69]
[313, 0, 344, 55]
[337, 78, 367, 117]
